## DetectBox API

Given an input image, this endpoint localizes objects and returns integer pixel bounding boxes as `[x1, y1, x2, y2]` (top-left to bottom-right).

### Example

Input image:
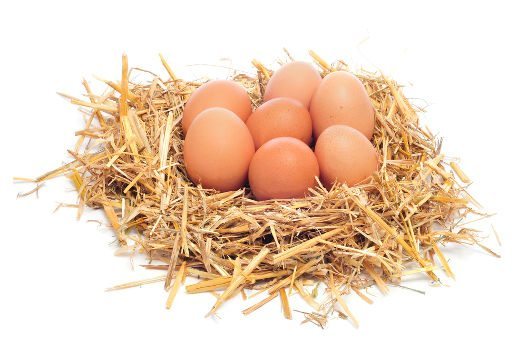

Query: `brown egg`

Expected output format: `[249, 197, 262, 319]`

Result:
[246, 97, 312, 149]
[249, 137, 319, 201]
[310, 71, 375, 139]
[315, 125, 378, 189]
[184, 108, 255, 192]
[182, 80, 252, 134]
[263, 61, 322, 108]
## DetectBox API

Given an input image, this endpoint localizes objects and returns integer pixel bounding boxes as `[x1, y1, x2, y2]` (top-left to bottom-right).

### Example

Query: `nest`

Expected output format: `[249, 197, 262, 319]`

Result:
[27, 51, 494, 327]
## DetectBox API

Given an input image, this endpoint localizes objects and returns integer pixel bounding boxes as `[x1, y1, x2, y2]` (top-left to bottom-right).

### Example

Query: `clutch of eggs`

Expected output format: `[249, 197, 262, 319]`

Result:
[182, 61, 378, 200]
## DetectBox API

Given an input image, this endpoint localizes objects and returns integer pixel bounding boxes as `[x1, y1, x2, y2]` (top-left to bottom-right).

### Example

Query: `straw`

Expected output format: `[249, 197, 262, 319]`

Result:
[25, 51, 496, 324]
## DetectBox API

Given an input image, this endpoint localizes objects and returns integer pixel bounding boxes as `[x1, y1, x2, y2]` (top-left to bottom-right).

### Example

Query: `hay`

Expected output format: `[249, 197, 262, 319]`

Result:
[25, 51, 496, 326]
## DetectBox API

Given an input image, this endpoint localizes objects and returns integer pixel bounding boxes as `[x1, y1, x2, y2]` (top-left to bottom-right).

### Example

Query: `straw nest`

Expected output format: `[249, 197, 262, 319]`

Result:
[27, 51, 495, 327]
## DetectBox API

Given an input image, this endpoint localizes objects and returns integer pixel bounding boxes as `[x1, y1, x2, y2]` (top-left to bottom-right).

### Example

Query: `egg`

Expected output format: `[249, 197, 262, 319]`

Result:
[182, 80, 253, 134]
[184, 107, 255, 192]
[246, 97, 312, 149]
[249, 137, 319, 200]
[310, 71, 375, 139]
[315, 125, 378, 189]
[263, 61, 322, 108]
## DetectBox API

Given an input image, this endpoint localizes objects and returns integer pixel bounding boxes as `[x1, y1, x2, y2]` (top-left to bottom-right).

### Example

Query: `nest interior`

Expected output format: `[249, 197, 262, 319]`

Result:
[30, 51, 491, 326]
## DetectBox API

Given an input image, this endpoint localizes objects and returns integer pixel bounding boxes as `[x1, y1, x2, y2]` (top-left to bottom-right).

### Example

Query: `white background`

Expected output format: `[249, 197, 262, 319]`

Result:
[1, 1, 525, 349]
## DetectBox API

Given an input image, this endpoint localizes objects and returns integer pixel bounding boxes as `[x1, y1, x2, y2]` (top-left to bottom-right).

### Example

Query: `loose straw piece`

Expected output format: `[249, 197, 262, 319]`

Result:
[329, 272, 359, 327]
[450, 162, 471, 184]
[159, 53, 178, 82]
[294, 280, 320, 310]
[207, 248, 270, 316]
[181, 185, 189, 256]
[242, 293, 278, 316]
[432, 243, 455, 279]
[166, 261, 187, 309]
[251, 59, 270, 80]
[119, 54, 140, 162]
[186, 277, 231, 294]
[309, 50, 333, 72]
[288, 265, 297, 296]
[268, 258, 321, 295]
[400, 265, 438, 277]
[95, 76, 140, 101]
[164, 233, 181, 290]
[82, 79, 107, 127]
[351, 287, 374, 305]
[70, 99, 118, 113]
[426, 159, 451, 180]
[186, 270, 290, 294]
[103, 205, 126, 246]
[106, 275, 165, 292]
[363, 263, 389, 295]
[279, 288, 292, 320]
[272, 228, 342, 264]
[491, 225, 502, 246]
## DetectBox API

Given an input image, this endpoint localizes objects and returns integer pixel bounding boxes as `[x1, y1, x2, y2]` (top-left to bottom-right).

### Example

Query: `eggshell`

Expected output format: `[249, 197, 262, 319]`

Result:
[182, 80, 252, 134]
[263, 61, 322, 108]
[310, 71, 375, 139]
[249, 137, 319, 201]
[184, 108, 255, 192]
[315, 125, 378, 188]
[246, 97, 312, 149]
